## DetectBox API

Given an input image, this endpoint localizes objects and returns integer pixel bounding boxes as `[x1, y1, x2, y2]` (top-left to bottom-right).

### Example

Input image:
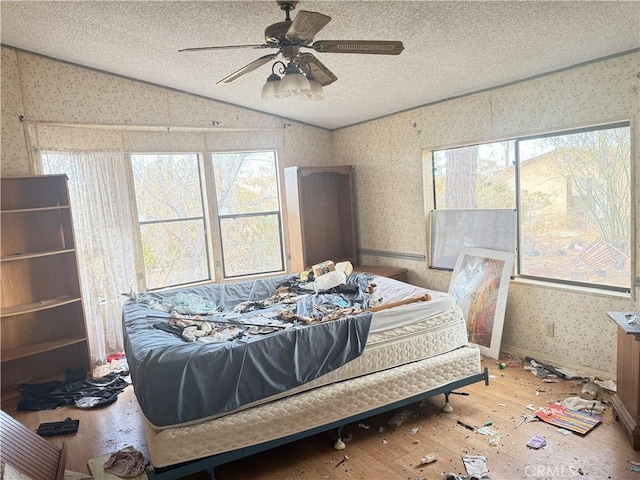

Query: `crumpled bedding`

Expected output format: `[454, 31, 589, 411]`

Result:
[123, 273, 374, 429]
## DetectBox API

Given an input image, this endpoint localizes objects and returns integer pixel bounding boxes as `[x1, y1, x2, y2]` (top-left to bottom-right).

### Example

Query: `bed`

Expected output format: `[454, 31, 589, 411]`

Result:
[122, 272, 488, 479]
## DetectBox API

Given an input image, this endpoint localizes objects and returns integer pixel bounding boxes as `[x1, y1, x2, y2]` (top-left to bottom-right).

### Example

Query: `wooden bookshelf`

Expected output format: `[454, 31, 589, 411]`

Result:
[1, 175, 90, 405]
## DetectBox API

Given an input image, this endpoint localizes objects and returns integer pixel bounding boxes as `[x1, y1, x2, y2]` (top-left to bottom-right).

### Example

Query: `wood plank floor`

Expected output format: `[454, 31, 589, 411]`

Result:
[4, 358, 640, 479]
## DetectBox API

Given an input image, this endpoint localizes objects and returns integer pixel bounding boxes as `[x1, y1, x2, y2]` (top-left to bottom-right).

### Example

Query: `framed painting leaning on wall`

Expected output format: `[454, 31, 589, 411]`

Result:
[448, 248, 514, 359]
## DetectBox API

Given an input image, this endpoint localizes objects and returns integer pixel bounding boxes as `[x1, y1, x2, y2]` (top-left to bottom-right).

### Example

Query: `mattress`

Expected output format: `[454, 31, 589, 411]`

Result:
[145, 343, 481, 468]
[126, 273, 461, 430]
[232, 303, 467, 414]
[368, 275, 456, 332]
[124, 273, 376, 429]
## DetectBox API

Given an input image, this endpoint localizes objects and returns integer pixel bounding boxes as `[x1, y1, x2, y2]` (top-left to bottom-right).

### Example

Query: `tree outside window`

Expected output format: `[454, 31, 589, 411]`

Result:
[432, 123, 631, 291]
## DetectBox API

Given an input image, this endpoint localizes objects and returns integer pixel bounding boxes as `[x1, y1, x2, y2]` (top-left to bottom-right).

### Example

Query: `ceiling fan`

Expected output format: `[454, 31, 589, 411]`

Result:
[179, 1, 404, 99]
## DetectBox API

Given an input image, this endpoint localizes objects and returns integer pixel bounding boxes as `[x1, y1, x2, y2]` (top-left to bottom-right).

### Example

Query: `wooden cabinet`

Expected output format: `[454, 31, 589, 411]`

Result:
[285, 166, 357, 272]
[608, 311, 640, 450]
[1, 175, 90, 405]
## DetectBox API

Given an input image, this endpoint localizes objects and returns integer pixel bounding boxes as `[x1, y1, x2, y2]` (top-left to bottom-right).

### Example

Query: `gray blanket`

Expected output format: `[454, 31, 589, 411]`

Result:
[123, 274, 373, 428]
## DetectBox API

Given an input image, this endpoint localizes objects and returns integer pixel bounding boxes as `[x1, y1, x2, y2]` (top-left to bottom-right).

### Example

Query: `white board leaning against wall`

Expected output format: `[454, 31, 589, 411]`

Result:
[430, 209, 516, 270]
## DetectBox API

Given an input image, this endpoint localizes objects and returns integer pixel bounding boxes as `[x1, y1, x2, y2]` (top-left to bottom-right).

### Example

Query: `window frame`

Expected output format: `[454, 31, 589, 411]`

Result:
[129, 152, 213, 291]
[128, 149, 286, 291]
[209, 150, 286, 279]
[430, 121, 633, 294]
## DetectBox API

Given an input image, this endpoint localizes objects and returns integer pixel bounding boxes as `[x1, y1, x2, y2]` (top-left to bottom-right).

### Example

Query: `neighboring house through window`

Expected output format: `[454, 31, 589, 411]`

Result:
[432, 122, 631, 291]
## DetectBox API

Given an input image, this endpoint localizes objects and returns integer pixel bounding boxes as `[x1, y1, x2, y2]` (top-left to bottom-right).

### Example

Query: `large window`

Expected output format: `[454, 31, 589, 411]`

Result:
[129, 151, 285, 288]
[212, 151, 284, 277]
[432, 123, 631, 291]
[131, 153, 210, 289]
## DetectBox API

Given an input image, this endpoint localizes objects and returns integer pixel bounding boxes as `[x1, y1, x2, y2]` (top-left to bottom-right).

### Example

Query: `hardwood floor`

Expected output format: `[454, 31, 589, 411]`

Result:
[4, 358, 639, 480]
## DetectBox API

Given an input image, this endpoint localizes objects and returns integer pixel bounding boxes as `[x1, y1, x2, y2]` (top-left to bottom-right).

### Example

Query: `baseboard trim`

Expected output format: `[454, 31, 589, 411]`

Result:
[500, 344, 615, 380]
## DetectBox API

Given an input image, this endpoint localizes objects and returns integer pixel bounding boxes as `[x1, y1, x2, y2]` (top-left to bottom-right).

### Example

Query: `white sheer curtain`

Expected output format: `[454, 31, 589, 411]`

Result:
[39, 150, 138, 366]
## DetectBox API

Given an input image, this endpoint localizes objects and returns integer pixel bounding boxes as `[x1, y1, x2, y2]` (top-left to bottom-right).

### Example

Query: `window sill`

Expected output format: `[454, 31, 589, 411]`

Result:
[511, 276, 632, 300]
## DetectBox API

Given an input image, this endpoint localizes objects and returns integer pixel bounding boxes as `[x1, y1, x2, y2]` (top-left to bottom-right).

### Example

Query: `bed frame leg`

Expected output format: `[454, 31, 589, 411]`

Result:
[207, 467, 215, 479]
[333, 425, 346, 450]
[441, 392, 454, 412]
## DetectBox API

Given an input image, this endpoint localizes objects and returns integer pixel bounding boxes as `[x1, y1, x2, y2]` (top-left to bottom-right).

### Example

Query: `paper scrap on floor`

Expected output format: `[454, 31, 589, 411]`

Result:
[462, 454, 490, 479]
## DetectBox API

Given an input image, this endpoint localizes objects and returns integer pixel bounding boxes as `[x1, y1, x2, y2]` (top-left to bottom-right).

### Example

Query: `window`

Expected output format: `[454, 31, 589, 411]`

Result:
[131, 153, 210, 289]
[432, 123, 631, 291]
[433, 140, 515, 209]
[212, 151, 284, 277]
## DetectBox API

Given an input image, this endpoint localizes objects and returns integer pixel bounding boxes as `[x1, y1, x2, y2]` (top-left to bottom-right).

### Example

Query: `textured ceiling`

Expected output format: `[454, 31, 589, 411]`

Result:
[1, 1, 639, 130]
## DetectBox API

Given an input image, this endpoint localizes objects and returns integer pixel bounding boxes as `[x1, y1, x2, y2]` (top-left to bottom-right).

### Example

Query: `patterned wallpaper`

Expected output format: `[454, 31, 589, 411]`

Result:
[0, 47, 331, 176]
[1, 46, 638, 374]
[334, 52, 640, 375]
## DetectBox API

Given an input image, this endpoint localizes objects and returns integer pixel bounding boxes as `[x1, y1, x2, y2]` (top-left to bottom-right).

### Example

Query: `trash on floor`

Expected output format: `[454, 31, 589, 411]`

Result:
[409, 427, 419, 434]
[456, 419, 477, 431]
[594, 378, 617, 393]
[388, 410, 413, 428]
[560, 396, 606, 414]
[358, 422, 370, 429]
[419, 452, 438, 464]
[505, 354, 522, 367]
[444, 474, 466, 480]
[515, 414, 538, 429]
[335, 455, 349, 468]
[36, 417, 79, 437]
[535, 403, 601, 434]
[524, 365, 547, 378]
[526, 435, 547, 449]
[462, 454, 490, 479]
[476, 426, 497, 436]
[630, 460, 640, 473]
[551, 366, 588, 380]
[580, 382, 599, 400]
[525, 356, 566, 379]
[96, 446, 149, 479]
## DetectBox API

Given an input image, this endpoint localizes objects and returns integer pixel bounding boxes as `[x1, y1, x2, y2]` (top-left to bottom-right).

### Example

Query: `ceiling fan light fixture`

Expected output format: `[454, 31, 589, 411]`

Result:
[261, 72, 282, 99]
[304, 79, 324, 100]
[278, 62, 311, 97]
[181, 3, 405, 101]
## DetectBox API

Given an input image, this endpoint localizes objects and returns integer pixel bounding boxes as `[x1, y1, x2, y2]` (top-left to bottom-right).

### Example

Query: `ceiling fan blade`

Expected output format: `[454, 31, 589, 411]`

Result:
[298, 53, 337, 87]
[179, 44, 269, 52]
[312, 40, 404, 55]
[286, 10, 331, 42]
[217, 53, 278, 85]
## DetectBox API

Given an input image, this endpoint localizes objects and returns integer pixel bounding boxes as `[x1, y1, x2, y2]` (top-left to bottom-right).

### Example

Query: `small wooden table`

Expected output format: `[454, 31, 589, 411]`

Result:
[607, 311, 640, 450]
[353, 265, 408, 283]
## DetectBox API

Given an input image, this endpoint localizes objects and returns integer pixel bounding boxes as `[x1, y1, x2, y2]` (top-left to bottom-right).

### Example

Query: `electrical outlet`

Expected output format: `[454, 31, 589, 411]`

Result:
[546, 321, 554, 337]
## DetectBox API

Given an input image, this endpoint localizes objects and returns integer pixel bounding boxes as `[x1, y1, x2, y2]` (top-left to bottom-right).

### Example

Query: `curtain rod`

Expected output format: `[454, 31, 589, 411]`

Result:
[20, 116, 284, 133]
